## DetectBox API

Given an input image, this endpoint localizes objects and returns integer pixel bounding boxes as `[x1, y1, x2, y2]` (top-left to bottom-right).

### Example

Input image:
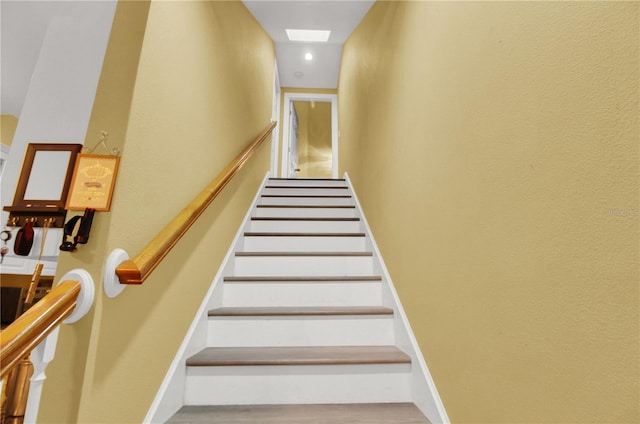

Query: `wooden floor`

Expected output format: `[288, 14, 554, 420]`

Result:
[165, 403, 431, 424]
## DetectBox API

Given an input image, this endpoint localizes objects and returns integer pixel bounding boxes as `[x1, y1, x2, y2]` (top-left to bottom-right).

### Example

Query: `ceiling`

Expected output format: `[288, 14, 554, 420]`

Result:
[0, 1, 93, 117]
[0, 1, 373, 118]
[243, 1, 374, 89]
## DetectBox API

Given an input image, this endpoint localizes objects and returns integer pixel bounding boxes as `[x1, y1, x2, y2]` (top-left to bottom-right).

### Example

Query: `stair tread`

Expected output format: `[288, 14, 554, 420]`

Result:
[209, 306, 394, 317]
[262, 194, 352, 198]
[265, 185, 349, 189]
[166, 403, 431, 424]
[223, 276, 383, 282]
[257, 204, 355, 208]
[236, 251, 372, 257]
[186, 345, 411, 366]
[269, 178, 346, 181]
[251, 217, 360, 221]
[244, 232, 365, 237]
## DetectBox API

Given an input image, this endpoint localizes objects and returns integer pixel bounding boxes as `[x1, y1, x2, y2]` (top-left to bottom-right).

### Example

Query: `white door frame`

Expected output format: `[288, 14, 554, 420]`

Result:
[270, 61, 281, 176]
[281, 92, 338, 179]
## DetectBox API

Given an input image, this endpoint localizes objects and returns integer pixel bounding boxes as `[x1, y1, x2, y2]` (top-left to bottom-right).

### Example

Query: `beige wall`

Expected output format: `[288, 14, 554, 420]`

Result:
[40, 1, 274, 422]
[293, 101, 332, 178]
[1, 115, 18, 147]
[339, 2, 639, 423]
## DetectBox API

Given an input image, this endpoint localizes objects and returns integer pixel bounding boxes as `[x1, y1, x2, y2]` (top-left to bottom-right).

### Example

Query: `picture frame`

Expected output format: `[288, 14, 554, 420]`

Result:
[9, 143, 82, 211]
[65, 153, 121, 211]
[3, 143, 83, 228]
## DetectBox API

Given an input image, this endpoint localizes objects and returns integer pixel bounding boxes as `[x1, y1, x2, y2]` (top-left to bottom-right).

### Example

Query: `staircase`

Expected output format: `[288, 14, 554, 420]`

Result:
[148, 176, 448, 424]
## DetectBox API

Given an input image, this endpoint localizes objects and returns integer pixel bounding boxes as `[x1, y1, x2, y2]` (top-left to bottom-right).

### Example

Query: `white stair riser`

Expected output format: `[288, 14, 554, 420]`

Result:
[243, 236, 366, 252]
[254, 207, 357, 218]
[206, 316, 394, 347]
[233, 256, 374, 277]
[267, 180, 347, 187]
[249, 220, 361, 233]
[260, 196, 353, 206]
[222, 281, 382, 307]
[185, 363, 412, 405]
[263, 188, 350, 196]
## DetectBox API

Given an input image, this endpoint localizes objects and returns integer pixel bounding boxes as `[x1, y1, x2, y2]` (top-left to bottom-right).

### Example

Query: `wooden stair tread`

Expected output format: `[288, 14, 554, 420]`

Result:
[223, 276, 383, 282]
[186, 345, 411, 366]
[244, 232, 365, 237]
[269, 178, 346, 181]
[166, 403, 431, 424]
[256, 204, 355, 209]
[236, 251, 373, 257]
[208, 306, 394, 317]
[251, 217, 360, 221]
[265, 185, 349, 189]
[261, 194, 352, 198]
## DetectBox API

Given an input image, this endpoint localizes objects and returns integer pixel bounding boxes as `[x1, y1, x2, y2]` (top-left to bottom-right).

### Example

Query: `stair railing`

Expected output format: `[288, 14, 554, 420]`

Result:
[115, 121, 277, 285]
[0, 280, 81, 423]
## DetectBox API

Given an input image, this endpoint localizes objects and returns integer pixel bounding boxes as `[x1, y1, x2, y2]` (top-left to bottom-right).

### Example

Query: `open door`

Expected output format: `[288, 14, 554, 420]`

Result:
[287, 103, 299, 178]
[281, 93, 338, 179]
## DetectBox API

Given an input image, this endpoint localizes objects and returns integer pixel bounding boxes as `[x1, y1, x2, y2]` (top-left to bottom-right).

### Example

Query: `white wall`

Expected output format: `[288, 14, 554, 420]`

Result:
[0, 1, 117, 274]
[1, 1, 117, 218]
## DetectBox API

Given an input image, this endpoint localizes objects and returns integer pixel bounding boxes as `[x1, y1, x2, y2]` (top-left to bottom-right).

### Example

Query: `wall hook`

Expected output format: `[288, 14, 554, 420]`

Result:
[85, 130, 120, 156]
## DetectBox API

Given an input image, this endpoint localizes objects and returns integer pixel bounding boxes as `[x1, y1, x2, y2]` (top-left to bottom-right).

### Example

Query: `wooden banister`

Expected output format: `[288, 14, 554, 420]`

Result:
[116, 121, 277, 285]
[0, 280, 81, 380]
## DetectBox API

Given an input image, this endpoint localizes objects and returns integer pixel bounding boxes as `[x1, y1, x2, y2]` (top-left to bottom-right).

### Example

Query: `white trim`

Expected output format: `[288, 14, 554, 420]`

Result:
[26, 268, 96, 422]
[281, 92, 338, 179]
[103, 248, 129, 298]
[270, 60, 281, 177]
[344, 173, 450, 424]
[61, 268, 95, 324]
[143, 172, 270, 424]
[25, 327, 60, 424]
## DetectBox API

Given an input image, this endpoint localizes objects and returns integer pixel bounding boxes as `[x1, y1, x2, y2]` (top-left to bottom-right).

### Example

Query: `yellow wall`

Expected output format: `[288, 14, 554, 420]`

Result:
[339, 2, 639, 423]
[40, 1, 274, 422]
[1, 114, 18, 146]
[293, 101, 332, 178]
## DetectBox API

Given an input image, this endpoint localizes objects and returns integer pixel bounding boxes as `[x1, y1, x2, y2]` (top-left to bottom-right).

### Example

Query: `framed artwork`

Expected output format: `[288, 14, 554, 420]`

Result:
[65, 154, 121, 211]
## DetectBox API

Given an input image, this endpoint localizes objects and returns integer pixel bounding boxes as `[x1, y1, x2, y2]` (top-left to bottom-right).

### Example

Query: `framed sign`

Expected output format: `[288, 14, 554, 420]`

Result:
[65, 154, 120, 211]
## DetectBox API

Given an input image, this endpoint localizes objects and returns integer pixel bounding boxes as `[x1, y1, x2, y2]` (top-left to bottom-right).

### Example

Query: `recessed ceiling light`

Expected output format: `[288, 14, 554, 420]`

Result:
[286, 29, 331, 43]
[304, 53, 313, 61]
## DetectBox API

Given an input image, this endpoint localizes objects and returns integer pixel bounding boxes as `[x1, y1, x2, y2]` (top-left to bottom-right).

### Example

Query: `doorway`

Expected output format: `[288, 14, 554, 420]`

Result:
[281, 93, 338, 179]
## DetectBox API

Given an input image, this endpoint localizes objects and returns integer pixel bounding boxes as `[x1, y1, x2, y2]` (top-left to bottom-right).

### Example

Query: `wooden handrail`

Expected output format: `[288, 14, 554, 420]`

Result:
[0, 280, 81, 380]
[116, 121, 277, 285]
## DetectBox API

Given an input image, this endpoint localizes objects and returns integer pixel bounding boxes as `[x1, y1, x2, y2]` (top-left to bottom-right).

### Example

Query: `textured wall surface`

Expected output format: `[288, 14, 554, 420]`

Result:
[40, 1, 275, 422]
[339, 2, 639, 422]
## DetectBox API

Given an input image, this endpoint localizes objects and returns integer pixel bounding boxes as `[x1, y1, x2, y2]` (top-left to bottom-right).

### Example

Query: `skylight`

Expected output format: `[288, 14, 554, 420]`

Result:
[285, 29, 331, 43]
